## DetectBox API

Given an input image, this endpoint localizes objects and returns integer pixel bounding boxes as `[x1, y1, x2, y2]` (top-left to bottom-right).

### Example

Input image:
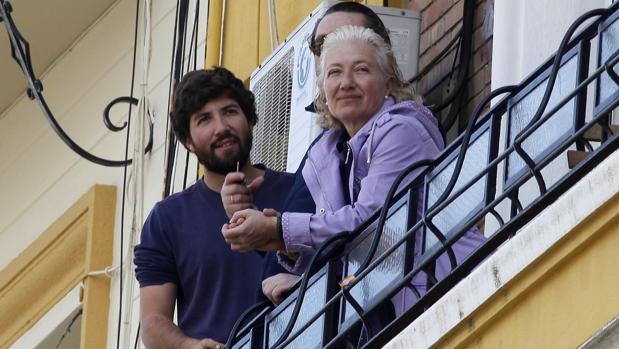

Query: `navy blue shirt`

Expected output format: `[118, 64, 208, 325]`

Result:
[259, 134, 323, 293]
[134, 169, 293, 342]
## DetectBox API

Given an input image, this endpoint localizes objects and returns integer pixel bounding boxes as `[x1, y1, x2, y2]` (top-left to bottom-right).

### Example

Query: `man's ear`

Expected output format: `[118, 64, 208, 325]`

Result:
[183, 138, 196, 154]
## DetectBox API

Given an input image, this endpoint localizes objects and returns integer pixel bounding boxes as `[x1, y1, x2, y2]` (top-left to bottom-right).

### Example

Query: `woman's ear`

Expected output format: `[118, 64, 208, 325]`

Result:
[385, 78, 395, 97]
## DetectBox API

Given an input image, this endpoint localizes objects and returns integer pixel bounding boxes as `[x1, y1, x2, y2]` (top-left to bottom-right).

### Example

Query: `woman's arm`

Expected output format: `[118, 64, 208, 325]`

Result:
[281, 117, 441, 273]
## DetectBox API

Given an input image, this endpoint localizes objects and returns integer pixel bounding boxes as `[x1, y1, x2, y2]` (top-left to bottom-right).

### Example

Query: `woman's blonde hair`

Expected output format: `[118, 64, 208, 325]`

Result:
[314, 25, 418, 130]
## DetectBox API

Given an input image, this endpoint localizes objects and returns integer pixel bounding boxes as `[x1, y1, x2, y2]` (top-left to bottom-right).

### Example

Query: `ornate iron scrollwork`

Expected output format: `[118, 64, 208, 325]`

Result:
[0, 0, 153, 167]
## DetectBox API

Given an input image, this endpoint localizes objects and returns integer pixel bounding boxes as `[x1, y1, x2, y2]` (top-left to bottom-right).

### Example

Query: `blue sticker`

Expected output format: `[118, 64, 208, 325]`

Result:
[297, 34, 312, 90]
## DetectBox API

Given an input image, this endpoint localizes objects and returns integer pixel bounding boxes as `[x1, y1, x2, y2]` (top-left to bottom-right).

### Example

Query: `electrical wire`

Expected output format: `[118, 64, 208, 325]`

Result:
[55, 309, 83, 349]
[163, 0, 190, 198]
[430, 0, 474, 125]
[219, 0, 226, 65]
[131, 0, 202, 346]
[267, 0, 280, 50]
[163, 0, 181, 176]
[409, 27, 463, 84]
[120, 0, 153, 346]
[115, 0, 141, 347]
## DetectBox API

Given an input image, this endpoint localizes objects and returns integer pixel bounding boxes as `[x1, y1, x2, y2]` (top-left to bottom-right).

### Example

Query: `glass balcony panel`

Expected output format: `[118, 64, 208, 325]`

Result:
[231, 331, 252, 349]
[506, 54, 579, 182]
[424, 129, 490, 250]
[267, 272, 327, 349]
[599, 17, 619, 107]
[341, 203, 408, 330]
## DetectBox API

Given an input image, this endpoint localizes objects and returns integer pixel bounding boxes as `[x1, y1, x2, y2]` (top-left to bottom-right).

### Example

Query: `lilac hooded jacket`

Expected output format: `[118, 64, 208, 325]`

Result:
[279, 99, 485, 306]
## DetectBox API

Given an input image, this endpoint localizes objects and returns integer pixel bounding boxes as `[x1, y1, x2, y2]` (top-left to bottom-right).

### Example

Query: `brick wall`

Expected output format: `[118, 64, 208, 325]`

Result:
[405, 0, 494, 139]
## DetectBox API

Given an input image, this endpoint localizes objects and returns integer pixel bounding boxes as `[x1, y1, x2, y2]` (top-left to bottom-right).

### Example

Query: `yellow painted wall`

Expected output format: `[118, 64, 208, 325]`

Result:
[206, 0, 384, 81]
[0, 185, 116, 349]
[434, 192, 619, 349]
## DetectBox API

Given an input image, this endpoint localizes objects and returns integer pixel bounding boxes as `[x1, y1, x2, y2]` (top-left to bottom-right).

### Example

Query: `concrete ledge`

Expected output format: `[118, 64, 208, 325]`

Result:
[385, 149, 619, 349]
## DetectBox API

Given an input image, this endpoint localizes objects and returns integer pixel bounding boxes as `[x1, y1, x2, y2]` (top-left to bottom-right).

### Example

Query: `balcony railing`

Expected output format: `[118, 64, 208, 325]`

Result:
[226, 2, 619, 348]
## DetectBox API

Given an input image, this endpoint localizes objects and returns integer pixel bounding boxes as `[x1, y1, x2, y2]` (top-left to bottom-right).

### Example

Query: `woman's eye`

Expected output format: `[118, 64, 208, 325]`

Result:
[327, 69, 341, 77]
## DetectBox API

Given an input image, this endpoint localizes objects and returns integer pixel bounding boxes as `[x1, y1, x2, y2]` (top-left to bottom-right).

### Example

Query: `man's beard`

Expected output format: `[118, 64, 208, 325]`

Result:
[194, 131, 252, 175]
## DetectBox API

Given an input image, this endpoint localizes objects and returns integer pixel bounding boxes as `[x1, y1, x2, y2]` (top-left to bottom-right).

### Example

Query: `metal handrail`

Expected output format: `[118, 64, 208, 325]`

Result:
[225, 2, 619, 348]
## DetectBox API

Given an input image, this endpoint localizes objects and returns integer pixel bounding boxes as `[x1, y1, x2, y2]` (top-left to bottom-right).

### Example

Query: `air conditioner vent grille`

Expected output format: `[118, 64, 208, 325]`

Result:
[250, 48, 294, 172]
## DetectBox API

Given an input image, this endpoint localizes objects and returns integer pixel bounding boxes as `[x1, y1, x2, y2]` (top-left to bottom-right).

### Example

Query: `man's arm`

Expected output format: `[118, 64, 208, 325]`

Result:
[140, 283, 223, 349]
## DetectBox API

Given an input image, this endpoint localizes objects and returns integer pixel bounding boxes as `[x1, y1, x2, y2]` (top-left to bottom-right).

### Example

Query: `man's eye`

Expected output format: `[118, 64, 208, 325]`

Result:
[224, 108, 240, 116]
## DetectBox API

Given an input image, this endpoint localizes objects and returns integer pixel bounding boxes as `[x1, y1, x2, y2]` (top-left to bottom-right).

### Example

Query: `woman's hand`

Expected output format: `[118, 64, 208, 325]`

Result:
[221, 209, 285, 252]
[262, 273, 300, 305]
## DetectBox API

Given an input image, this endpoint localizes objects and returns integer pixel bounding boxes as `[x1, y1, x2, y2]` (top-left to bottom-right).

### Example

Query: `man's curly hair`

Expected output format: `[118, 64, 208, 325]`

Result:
[171, 67, 257, 144]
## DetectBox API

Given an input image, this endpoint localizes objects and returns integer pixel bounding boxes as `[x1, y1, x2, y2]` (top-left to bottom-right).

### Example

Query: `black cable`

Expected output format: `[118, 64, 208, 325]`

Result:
[272, 231, 353, 349]
[186, 0, 199, 72]
[133, 323, 141, 349]
[430, 0, 474, 114]
[435, 36, 463, 135]
[163, 0, 181, 176]
[182, 149, 191, 190]
[409, 27, 463, 84]
[116, 0, 141, 347]
[55, 309, 83, 349]
[180, 0, 201, 190]
[194, 0, 200, 71]
[164, 0, 189, 198]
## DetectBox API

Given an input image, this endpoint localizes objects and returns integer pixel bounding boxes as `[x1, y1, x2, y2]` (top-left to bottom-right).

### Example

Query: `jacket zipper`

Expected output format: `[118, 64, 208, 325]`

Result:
[345, 142, 355, 204]
[307, 151, 334, 212]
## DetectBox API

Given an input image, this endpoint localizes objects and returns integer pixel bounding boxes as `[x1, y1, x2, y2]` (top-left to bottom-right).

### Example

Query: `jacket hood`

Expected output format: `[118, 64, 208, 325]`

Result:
[353, 98, 443, 164]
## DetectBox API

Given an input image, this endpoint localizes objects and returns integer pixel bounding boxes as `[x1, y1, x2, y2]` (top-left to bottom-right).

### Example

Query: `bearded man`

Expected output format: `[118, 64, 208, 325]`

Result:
[134, 67, 293, 349]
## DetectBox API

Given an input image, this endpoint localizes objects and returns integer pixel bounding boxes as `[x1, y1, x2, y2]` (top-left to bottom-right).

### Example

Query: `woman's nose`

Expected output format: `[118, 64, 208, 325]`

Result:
[340, 71, 355, 89]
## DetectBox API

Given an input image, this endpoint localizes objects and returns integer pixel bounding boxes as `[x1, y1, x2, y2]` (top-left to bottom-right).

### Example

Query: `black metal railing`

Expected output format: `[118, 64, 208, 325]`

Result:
[226, 2, 619, 348]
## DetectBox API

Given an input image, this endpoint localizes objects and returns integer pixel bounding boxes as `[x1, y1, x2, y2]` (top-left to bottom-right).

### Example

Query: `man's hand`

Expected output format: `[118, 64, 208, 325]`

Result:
[262, 273, 300, 305]
[221, 172, 264, 218]
[184, 338, 224, 349]
[222, 209, 285, 252]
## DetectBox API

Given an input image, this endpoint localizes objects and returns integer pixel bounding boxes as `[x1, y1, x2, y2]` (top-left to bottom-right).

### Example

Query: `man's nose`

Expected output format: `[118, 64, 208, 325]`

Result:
[212, 114, 231, 134]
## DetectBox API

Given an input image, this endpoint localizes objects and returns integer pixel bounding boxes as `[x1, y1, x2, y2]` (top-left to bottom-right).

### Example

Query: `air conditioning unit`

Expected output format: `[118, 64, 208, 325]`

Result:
[250, 2, 421, 172]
